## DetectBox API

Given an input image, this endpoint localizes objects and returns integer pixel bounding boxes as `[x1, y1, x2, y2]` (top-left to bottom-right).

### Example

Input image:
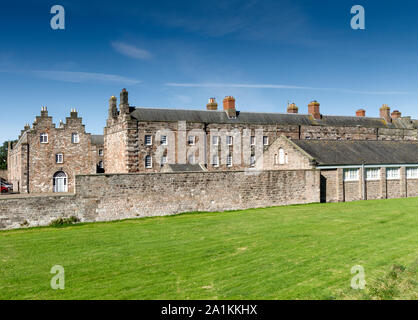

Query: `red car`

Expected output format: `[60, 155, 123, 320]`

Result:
[0, 182, 12, 193]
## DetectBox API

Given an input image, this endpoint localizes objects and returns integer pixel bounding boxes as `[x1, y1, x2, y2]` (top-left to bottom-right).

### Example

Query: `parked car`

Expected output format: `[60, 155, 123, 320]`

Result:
[0, 181, 12, 193]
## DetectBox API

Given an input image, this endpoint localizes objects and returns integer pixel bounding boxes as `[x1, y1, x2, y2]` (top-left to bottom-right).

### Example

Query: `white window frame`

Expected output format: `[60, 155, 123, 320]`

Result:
[212, 135, 219, 146]
[55, 153, 63, 164]
[98, 161, 103, 169]
[161, 155, 167, 166]
[160, 135, 168, 145]
[40, 133, 48, 144]
[406, 167, 418, 179]
[212, 155, 219, 167]
[227, 136, 233, 146]
[188, 136, 196, 145]
[263, 136, 269, 145]
[366, 168, 380, 181]
[145, 135, 152, 146]
[250, 136, 255, 146]
[71, 133, 80, 144]
[145, 155, 152, 168]
[386, 167, 400, 180]
[227, 154, 233, 167]
[250, 155, 256, 167]
[98, 149, 104, 156]
[344, 168, 359, 181]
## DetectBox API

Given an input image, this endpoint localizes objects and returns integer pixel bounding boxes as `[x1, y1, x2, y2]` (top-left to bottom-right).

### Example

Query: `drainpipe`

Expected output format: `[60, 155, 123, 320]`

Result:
[362, 162, 366, 200]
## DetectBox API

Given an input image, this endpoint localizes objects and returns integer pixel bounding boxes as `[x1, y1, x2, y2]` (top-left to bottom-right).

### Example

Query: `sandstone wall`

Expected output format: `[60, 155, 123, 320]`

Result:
[0, 194, 78, 229]
[0, 169, 320, 230]
[0, 170, 8, 181]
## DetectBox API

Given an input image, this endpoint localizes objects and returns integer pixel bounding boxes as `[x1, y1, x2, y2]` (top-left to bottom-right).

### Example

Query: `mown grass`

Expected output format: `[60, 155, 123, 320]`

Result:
[0, 197, 417, 300]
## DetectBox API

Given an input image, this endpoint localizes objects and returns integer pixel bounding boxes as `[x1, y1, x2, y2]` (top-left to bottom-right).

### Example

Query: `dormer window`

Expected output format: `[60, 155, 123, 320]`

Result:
[71, 133, 79, 144]
[40, 133, 48, 144]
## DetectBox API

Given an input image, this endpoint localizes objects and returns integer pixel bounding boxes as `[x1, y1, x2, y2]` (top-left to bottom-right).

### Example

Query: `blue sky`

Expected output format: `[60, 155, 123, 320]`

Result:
[1, 0, 418, 142]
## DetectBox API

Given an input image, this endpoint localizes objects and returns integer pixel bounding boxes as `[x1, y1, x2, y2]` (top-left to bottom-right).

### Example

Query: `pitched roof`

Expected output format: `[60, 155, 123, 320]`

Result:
[130, 107, 417, 129]
[91, 135, 104, 145]
[168, 164, 205, 172]
[291, 140, 418, 166]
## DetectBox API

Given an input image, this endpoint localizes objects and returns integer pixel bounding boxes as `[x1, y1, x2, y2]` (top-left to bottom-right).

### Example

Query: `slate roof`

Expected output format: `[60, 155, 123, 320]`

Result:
[292, 140, 418, 166]
[91, 135, 104, 145]
[168, 164, 205, 172]
[130, 107, 417, 129]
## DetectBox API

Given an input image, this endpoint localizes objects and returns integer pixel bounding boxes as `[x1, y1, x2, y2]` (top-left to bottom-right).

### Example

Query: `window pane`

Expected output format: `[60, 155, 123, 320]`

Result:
[145, 135, 152, 145]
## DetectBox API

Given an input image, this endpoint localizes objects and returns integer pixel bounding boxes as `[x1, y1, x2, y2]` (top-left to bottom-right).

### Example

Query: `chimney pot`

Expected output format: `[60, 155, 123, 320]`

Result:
[380, 104, 392, 123]
[206, 97, 218, 110]
[308, 100, 321, 119]
[391, 110, 402, 119]
[287, 103, 298, 114]
[356, 109, 366, 117]
[223, 96, 236, 118]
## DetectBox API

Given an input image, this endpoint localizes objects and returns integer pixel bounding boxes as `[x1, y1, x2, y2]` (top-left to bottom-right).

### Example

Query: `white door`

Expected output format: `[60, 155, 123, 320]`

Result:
[57, 177, 66, 192]
[53, 171, 67, 192]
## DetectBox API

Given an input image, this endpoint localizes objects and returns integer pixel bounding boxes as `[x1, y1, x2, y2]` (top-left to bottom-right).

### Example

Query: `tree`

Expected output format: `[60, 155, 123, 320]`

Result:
[0, 141, 10, 170]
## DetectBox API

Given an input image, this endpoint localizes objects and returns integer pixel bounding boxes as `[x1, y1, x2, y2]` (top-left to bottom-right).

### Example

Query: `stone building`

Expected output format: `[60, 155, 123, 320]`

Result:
[8, 107, 104, 193]
[104, 88, 418, 174]
[262, 136, 418, 202]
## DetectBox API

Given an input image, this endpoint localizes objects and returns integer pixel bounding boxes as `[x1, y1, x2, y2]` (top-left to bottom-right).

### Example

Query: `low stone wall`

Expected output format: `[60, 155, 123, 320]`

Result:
[0, 169, 320, 230]
[0, 194, 78, 229]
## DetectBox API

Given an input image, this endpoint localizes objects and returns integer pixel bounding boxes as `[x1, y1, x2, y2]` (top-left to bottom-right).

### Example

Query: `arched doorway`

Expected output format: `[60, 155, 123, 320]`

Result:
[53, 171, 67, 192]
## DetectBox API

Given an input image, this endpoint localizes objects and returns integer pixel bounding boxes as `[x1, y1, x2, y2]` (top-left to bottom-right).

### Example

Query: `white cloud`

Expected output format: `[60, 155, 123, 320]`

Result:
[111, 41, 152, 60]
[165, 83, 408, 95]
[5, 70, 141, 85]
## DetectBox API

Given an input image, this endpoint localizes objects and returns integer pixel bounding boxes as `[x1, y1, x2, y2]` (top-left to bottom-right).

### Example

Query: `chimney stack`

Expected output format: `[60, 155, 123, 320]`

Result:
[41, 106, 48, 117]
[308, 101, 321, 119]
[223, 96, 237, 118]
[206, 98, 218, 111]
[120, 88, 129, 114]
[287, 103, 298, 114]
[70, 108, 78, 118]
[391, 110, 402, 119]
[109, 95, 118, 118]
[356, 109, 366, 117]
[380, 104, 391, 123]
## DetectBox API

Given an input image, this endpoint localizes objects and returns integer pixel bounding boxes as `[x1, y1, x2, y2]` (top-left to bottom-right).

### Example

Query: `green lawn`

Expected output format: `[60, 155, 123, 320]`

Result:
[1, 198, 417, 300]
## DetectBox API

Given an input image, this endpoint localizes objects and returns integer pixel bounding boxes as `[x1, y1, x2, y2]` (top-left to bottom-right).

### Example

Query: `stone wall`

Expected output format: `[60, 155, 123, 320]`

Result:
[0, 194, 78, 229]
[0, 170, 7, 181]
[8, 109, 100, 193]
[0, 169, 320, 230]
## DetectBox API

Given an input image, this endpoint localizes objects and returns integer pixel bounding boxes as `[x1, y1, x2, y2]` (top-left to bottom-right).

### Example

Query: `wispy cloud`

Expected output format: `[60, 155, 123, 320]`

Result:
[165, 83, 408, 95]
[111, 41, 152, 60]
[0, 69, 141, 85]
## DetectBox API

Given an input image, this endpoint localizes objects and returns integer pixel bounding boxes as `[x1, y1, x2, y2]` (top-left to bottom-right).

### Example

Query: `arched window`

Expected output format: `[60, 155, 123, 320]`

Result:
[53, 171, 67, 193]
[279, 148, 285, 164]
